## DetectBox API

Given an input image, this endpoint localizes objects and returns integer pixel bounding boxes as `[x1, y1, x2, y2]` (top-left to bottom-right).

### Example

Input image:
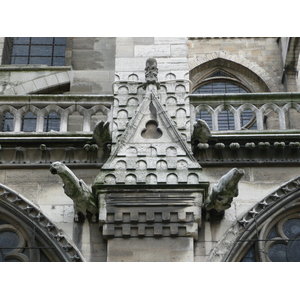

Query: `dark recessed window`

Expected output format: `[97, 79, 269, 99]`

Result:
[1, 112, 14, 132]
[10, 37, 66, 66]
[43, 112, 60, 132]
[193, 81, 256, 130]
[193, 81, 248, 94]
[21, 112, 37, 132]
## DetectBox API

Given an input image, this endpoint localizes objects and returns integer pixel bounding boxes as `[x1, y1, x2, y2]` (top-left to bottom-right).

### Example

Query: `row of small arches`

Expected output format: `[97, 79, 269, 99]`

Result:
[104, 173, 200, 185]
[116, 83, 187, 95]
[0, 105, 108, 132]
[113, 95, 187, 108]
[122, 146, 178, 157]
[196, 102, 300, 131]
[116, 72, 178, 82]
[115, 159, 189, 170]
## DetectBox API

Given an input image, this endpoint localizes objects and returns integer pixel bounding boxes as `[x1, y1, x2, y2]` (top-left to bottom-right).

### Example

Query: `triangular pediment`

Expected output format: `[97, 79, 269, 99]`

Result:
[108, 86, 197, 163]
[94, 83, 207, 186]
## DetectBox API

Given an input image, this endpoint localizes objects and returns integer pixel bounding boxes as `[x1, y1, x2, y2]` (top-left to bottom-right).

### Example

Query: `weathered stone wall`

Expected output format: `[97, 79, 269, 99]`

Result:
[0, 37, 300, 261]
[2, 163, 300, 261]
[0, 37, 5, 64]
[115, 37, 189, 81]
[188, 37, 284, 92]
[0, 166, 107, 262]
[67, 37, 116, 94]
[195, 165, 300, 261]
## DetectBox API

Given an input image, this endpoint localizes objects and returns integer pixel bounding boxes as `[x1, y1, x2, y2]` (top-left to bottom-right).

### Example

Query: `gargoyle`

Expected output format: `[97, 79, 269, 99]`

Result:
[192, 119, 211, 152]
[204, 168, 245, 218]
[50, 161, 98, 222]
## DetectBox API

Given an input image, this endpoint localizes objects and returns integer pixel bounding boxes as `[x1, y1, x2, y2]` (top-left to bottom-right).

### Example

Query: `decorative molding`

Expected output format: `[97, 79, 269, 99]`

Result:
[0, 183, 85, 261]
[207, 175, 300, 262]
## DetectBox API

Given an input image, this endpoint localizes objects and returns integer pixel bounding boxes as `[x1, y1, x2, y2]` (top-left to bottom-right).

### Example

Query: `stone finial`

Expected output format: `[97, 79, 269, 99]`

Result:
[143, 58, 160, 89]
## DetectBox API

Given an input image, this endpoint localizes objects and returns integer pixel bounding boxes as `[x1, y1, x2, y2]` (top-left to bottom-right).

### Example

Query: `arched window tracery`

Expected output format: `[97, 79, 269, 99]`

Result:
[209, 175, 300, 262]
[192, 70, 256, 130]
[0, 183, 84, 262]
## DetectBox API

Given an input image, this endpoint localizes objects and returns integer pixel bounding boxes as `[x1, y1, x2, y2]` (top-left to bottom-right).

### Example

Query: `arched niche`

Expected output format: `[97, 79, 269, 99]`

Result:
[190, 57, 272, 93]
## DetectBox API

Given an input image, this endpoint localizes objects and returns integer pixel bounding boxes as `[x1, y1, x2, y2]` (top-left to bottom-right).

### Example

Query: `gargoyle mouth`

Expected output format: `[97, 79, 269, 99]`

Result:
[50, 167, 57, 174]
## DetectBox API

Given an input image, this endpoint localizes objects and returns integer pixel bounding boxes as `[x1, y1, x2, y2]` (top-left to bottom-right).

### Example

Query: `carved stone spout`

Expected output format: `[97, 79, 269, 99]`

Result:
[50, 161, 97, 222]
[205, 168, 245, 218]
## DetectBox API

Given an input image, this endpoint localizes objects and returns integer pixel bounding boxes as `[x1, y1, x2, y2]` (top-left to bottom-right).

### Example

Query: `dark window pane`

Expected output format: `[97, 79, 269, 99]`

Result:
[31, 45, 52, 56]
[268, 243, 288, 262]
[22, 112, 37, 132]
[193, 81, 248, 94]
[218, 110, 234, 130]
[53, 46, 66, 56]
[52, 57, 65, 66]
[0, 231, 20, 254]
[54, 37, 66, 45]
[2, 112, 14, 132]
[11, 56, 29, 64]
[241, 109, 257, 129]
[10, 37, 66, 66]
[44, 112, 60, 132]
[287, 235, 300, 261]
[29, 57, 52, 65]
[13, 37, 30, 44]
[283, 219, 300, 239]
[31, 37, 53, 44]
[12, 45, 29, 56]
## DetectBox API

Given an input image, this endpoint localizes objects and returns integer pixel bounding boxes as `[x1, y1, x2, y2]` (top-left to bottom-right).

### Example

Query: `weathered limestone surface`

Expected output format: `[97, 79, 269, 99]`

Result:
[107, 237, 194, 262]
[67, 37, 116, 94]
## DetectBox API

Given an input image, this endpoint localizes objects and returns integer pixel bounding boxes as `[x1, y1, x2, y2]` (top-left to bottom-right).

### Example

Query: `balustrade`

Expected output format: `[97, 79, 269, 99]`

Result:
[0, 95, 113, 133]
[190, 93, 300, 132]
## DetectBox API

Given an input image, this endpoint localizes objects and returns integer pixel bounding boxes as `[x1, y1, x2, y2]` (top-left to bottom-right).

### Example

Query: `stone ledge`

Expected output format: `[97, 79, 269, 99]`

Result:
[103, 222, 198, 239]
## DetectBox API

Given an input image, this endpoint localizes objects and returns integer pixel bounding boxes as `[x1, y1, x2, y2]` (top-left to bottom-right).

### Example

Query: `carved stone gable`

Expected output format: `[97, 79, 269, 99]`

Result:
[93, 58, 209, 241]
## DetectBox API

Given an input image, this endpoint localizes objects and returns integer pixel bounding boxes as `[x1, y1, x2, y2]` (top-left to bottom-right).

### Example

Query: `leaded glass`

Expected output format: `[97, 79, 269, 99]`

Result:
[10, 37, 66, 66]
[43, 112, 60, 132]
[287, 234, 300, 261]
[193, 81, 249, 131]
[0, 231, 20, 255]
[268, 243, 288, 262]
[193, 81, 248, 94]
[21, 112, 37, 132]
[282, 218, 300, 239]
[2, 112, 14, 132]
[218, 110, 234, 130]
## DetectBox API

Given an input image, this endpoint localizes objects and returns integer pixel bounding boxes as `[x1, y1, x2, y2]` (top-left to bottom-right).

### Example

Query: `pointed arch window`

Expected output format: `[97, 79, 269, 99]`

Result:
[193, 72, 256, 130]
